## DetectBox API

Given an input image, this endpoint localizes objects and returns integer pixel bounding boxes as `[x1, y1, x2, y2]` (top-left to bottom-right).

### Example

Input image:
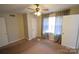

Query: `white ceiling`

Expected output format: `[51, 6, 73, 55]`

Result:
[0, 4, 78, 14]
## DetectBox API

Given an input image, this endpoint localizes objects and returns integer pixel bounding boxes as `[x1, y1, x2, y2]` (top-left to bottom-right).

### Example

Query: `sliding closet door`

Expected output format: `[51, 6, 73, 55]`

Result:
[0, 17, 8, 47]
[6, 15, 19, 43]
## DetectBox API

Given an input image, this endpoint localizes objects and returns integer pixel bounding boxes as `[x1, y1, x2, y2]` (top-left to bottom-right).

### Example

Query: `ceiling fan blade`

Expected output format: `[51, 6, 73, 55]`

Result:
[27, 8, 34, 11]
[42, 9, 49, 11]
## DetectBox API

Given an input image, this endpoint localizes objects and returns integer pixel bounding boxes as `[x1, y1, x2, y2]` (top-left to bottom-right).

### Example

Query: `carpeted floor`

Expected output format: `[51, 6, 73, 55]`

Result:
[0, 39, 76, 54]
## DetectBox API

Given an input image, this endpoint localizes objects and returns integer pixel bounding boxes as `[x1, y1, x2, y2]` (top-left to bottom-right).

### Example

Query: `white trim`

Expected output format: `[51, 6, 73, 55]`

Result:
[8, 38, 23, 44]
[0, 37, 25, 47]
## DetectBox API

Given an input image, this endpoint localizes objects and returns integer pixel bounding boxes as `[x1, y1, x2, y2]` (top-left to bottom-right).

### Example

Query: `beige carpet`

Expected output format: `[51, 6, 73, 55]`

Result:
[0, 39, 75, 54]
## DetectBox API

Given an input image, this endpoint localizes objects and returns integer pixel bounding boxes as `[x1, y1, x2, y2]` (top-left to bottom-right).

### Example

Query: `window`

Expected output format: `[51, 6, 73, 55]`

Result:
[49, 17, 55, 33]
[54, 16, 62, 35]
[43, 16, 56, 34]
[43, 17, 49, 33]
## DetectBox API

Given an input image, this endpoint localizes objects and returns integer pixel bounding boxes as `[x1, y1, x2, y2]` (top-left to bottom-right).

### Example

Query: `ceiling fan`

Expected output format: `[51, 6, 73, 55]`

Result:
[27, 4, 49, 16]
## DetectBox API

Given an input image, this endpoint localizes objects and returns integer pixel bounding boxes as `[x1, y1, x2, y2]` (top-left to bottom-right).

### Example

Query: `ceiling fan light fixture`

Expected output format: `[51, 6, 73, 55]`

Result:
[34, 11, 41, 16]
[34, 4, 41, 16]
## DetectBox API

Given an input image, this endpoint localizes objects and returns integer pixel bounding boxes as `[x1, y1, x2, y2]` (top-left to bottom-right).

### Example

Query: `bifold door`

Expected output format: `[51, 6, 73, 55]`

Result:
[0, 17, 8, 47]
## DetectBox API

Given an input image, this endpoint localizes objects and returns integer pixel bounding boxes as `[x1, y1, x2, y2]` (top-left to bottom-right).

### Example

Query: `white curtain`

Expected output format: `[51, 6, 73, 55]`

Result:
[54, 16, 63, 35]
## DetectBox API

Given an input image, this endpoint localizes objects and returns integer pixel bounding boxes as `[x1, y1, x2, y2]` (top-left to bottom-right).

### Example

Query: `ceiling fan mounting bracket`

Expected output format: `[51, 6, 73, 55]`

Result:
[35, 4, 39, 7]
[34, 4, 40, 12]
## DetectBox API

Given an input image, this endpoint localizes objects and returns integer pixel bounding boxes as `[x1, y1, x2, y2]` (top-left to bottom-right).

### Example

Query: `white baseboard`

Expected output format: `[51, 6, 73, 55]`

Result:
[8, 37, 25, 44]
[0, 37, 25, 48]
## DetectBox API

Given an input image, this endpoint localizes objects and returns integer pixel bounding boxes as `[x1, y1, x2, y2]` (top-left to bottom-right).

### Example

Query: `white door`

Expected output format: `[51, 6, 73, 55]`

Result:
[0, 17, 8, 47]
[62, 15, 79, 49]
[27, 13, 37, 40]
[6, 16, 19, 43]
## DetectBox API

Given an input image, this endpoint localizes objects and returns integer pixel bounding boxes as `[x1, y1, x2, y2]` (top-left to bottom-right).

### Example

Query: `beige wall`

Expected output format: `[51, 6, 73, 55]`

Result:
[70, 6, 79, 14]
[37, 16, 42, 37]
[16, 14, 25, 39]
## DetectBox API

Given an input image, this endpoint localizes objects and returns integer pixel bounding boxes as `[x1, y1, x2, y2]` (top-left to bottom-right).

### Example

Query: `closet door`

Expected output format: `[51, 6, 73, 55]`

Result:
[0, 17, 8, 47]
[62, 15, 79, 49]
[6, 15, 19, 43]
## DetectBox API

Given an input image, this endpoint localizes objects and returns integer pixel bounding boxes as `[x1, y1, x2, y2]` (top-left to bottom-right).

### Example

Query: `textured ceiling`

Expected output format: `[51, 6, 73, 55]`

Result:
[0, 4, 78, 14]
